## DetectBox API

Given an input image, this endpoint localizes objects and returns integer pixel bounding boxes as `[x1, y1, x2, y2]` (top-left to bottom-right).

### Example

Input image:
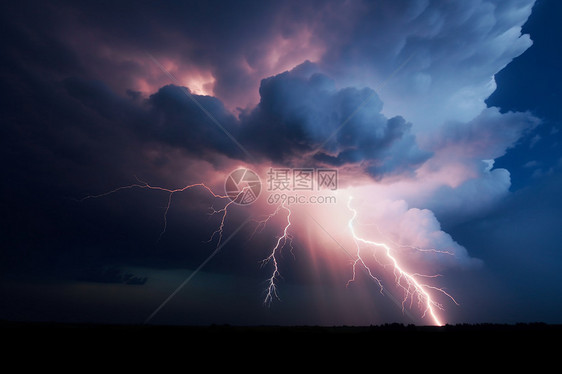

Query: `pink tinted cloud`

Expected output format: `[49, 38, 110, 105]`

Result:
[132, 56, 217, 97]
[58, 9, 325, 110]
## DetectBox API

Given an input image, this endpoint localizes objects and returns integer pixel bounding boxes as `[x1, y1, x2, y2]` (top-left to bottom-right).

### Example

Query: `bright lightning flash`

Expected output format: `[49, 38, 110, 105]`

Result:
[253, 203, 294, 306]
[346, 196, 458, 326]
[82, 178, 458, 326]
[82, 177, 294, 309]
[80, 177, 245, 248]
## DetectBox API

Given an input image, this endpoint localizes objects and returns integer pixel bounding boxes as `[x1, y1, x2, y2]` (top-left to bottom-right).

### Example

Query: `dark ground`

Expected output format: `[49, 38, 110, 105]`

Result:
[2, 320, 558, 363]
[2, 319, 560, 337]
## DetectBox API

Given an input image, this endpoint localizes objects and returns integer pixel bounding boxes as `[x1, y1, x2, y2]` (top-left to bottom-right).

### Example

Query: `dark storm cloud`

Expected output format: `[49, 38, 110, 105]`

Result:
[0, 0, 329, 109]
[144, 85, 244, 159]
[2, 0, 427, 179]
[51, 60, 430, 180]
[239, 62, 431, 178]
[0, 11, 253, 278]
[53, 76, 245, 163]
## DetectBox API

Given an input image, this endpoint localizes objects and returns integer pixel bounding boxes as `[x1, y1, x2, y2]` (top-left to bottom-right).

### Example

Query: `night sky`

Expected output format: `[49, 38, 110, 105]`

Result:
[1, 0, 561, 326]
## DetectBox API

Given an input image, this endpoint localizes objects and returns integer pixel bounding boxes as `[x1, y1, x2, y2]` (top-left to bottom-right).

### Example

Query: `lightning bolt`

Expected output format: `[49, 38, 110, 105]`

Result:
[80, 177, 243, 248]
[254, 202, 293, 306]
[81, 177, 457, 325]
[346, 196, 458, 326]
[82, 176, 298, 313]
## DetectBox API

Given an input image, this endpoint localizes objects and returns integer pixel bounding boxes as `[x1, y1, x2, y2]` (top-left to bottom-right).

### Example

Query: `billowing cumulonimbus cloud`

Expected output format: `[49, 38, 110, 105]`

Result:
[348, 196, 482, 270]
[315, 0, 537, 130]
[427, 107, 540, 160]
[111, 59, 428, 180]
[7, 0, 534, 119]
[238, 62, 431, 179]
[356, 106, 540, 225]
[412, 107, 540, 220]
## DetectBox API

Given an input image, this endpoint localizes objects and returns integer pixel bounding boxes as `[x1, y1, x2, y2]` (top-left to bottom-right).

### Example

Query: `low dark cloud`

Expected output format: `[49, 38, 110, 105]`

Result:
[144, 85, 243, 159]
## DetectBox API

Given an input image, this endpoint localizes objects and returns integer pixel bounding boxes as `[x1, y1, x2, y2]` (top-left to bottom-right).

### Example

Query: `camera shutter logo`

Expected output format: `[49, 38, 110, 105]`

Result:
[225, 168, 262, 205]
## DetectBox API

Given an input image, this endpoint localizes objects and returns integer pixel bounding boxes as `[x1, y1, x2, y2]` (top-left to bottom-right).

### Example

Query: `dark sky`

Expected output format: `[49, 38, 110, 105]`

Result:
[1, 0, 561, 326]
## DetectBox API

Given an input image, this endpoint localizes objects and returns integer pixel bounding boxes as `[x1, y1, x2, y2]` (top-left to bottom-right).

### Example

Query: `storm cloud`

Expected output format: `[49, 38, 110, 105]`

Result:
[238, 63, 431, 179]
[2, 0, 560, 326]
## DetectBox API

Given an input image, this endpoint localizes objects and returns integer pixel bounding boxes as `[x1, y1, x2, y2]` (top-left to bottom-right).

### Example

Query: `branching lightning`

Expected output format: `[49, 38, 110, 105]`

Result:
[80, 177, 243, 248]
[82, 178, 458, 326]
[253, 203, 294, 306]
[81, 177, 295, 310]
[346, 196, 458, 326]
